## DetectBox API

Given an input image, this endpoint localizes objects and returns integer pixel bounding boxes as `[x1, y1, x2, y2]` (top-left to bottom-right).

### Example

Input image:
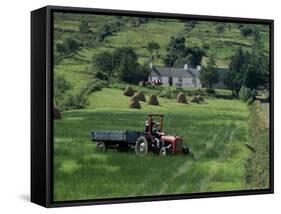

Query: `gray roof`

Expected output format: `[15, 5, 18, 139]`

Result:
[150, 65, 227, 78]
[150, 66, 197, 78]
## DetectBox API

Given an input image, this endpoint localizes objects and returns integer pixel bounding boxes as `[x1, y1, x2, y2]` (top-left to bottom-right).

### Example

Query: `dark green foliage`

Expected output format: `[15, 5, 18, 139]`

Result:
[89, 48, 149, 84]
[243, 65, 261, 89]
[66, 37, 80, 52]
[55, 37, 81, 60]
[163, 53, 177, 67]
[245, 101, 269, 189]
[164, 37, 204, 67]
[147, 41, 160, 61]
[64, 93, 88, 110]
[91, 51, 115, 81]
[240, 25, 253, 37]
[96, 24, 113, 42]
[248, 29, 270, 90]
[79, 20, 91, 34]
[80, 79, 109, 95]
[215, 23, 226, 34]
[199, 55, 219, 92]
[225, 29, 269, 95]
[185, 46, 206, 67]
[239, 86, 256, 103]
[113, 47, 148, 84]
[128, 17, 149, 27]
[54, 75, 72, 94]
[167, 36, 186, 58]
[54, 75, 72, 108]
[224, 47, 250, 96]
[184, 20, 198, 32]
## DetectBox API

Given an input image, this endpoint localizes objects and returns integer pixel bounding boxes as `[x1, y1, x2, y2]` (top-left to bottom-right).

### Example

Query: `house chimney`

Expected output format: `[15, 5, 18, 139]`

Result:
[149, 62, 154, 69]
[184, 64, 188, 70]
[196, 65, 201, 71]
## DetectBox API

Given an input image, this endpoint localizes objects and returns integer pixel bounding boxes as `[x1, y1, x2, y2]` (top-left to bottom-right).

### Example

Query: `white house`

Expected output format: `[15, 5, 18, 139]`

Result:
[148, 63, 228, 89]
[149, 63, 202, 88]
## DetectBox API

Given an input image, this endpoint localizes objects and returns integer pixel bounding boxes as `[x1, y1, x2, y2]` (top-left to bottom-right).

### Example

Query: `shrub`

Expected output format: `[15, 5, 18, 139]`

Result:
[80, 79, 108, 95]
[159, 89, 173, 99]
[239, 86, 256, 103]
[245, 101, 269, 189]
[240, 26, 253, 37]
[64, 93, 88, 110]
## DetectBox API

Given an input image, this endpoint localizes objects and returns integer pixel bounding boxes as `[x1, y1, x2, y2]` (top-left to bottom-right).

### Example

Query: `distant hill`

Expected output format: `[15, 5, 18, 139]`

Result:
[53, 12, 270, 91]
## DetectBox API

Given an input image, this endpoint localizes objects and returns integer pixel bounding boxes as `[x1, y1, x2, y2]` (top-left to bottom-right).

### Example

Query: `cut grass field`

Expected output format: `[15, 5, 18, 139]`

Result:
[54, 87, 251, 201]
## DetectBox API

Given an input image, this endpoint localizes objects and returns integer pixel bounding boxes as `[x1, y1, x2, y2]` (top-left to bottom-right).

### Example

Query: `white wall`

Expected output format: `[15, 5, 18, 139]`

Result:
[0, 0, 279, 213]
[182, 77, 194, 87]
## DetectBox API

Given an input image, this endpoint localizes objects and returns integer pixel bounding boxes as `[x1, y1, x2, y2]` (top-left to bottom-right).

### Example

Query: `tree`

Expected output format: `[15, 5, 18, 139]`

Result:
[245, 29, 269, 89]
[112, 47, 144, 83]
[184, 20, 198, 32]
[146, 41, 160, 62]
[199, 55, 219, 92]
[185, 46, 206, 67]
[167, 36, 186, 57]
[79, 20, 91, 34]
[65, 37, 80, 52]
[56, 37, 80, 54]
[240, 25, 253, 37]
[163, 36, 186, 66]
[96, 24, 113, 42]
[224, 47, 250, 96]
[91, 51, 114, 81]
[215, 24, 225, 35]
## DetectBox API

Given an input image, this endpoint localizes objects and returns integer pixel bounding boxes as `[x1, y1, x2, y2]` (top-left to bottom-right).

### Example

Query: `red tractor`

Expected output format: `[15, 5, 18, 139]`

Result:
[135, 114, 189, 156]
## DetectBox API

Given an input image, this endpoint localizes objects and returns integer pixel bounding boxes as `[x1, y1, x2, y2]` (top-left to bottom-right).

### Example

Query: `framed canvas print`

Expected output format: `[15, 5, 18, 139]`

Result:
[31, 5, 274, 207]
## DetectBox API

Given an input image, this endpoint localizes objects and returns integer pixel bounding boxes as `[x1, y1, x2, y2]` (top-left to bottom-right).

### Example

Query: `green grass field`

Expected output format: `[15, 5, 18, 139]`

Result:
[54, 87, 251, 201]
[52, 12, 269, 201]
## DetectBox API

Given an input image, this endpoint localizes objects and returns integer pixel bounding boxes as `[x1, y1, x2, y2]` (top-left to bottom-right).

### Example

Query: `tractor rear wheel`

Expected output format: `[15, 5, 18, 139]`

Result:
[159, 147, 167, 156]
[135, 136, 148, 156]
[96, 142, 106, 152]
[182, 146, 190, 155]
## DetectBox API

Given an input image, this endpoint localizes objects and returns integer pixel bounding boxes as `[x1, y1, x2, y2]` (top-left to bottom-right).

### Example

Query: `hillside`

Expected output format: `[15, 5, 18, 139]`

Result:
[53, 12, 270, 92]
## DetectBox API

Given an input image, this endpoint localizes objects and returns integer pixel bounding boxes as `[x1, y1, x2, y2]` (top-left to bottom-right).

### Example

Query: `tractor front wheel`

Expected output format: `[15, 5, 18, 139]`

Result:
[96, 142, 106, 152]
[159, 147, 167, 156]
[135, 136, 148, 156]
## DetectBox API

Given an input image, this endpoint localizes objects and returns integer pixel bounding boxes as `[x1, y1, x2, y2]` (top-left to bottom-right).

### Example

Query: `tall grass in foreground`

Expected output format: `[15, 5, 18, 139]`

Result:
[245, 100, 270, 189]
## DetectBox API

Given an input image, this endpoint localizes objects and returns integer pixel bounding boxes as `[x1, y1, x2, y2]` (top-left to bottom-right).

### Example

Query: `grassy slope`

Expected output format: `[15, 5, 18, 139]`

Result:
[54, 88, 250, 201]
[54, 16, 270, 93]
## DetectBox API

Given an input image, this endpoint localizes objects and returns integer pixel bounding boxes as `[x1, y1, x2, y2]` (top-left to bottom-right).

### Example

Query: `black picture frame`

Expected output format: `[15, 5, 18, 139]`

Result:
[31, 5, 274, 208]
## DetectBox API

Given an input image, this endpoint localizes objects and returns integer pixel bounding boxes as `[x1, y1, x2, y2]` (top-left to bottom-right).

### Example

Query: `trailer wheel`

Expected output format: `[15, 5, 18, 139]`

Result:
[96, 142, 106, 152]
[159, 147, 167, 156]
[135, 136, 148, 156]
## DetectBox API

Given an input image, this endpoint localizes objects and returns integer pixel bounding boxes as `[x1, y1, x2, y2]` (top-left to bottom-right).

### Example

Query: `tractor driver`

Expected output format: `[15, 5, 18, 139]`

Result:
[145, 118, 155, 132]
[145, 118, 161, 139]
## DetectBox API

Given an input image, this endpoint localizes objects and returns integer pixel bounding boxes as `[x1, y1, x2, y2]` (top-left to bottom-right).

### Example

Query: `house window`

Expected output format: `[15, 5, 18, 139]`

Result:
[178, 77, 182, 83]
